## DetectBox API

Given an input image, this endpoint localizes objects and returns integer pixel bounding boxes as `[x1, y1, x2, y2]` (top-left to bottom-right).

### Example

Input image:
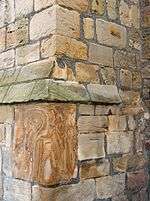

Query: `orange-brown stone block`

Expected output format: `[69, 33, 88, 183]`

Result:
[13, 103, 77, 186]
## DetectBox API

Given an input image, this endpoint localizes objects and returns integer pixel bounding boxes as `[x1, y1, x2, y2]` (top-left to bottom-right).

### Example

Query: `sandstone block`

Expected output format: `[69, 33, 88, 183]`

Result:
[3, 178, 31, 201]
[119, 0, 131, 27]
[96, 174, 125, 199]
[89, 43, 113, 66]
[96, 19, 127, 48]
[76, 63, 99, 83]
[41, 35, 88, 60]
[0, 86, 9, 102]
[95, 105, 120, 116]
[0, 27, 5, 52]
[100, 67, 116, 85]
[16, 43, 40, 65]
[0, 49, 15, 69]
[128, 116, 136, 131]
[132, 71, 142, 89]
[142, 6, 150, 28]
[80, 159, 110, 179]
[108, 115, 127, 131]
[107, 131, 133, 154]
[107, 0, 118, 20]
[91, 0, 105, 15]
[87, 84, 121, 103]
[129, 5, 140, 29]
[34, 0, 89, 12]
[30, 6, 80, 40]
[17, 59, 54, 82]
[83, 18, 94, 39]
[13, 103, 77, 185]
[7, 18, 29, 48]
[79, 104, 95, 115]
[15, 0, 33, 17]
[78, 116, 108, 133]
[2, 147, 12, 177]
[78, 133, 105, 160]
[0, 0, 5, 27]
[0, 124, 5, 145]
[5, 0, 15, 24]
[32, 179, 95, 201]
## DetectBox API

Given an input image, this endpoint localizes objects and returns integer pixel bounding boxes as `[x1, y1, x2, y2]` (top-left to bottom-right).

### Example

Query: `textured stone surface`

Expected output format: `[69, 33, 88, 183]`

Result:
[13, 103, 77, 185]
[41, 35, 87, 60]
[80, 159, 110, 179]
[91, 0, 105, 15]
[107, 131, 133, 154]
[96, 19, 127, 48]
[78, 133, 105, 160]
[0, 28, 5, 52]
[83, 18, 94, 39]
[30, 6, 80, 40]
[79, 104, 95, 115]
[107, 0, 118, 20]
[78, 116, 108, 133]
[108, 115, 127, 131]
[32, 179, 95, 201]
[16, 43, 40, 65]
[0, 50, 15, 69]
[87, 85, 121, 103]
[76, 63, 99, 83]
[89, 43, 113, 66]
[96, 174, 125, 199]
[15, 0, 33, 17]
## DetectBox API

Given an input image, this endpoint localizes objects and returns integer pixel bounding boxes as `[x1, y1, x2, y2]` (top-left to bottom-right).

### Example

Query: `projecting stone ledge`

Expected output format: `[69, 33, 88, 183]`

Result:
[1, 79, 122, 104]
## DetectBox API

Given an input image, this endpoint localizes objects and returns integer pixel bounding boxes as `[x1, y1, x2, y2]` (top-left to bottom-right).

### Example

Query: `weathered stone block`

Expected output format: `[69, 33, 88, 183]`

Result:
[83, 18, 94, 39]
[16, 42, 40, 65]
[119, 0, 131, 27]
[34, 0, 89, 12]
[0, 27, 5, 52]
[13, 103, 77, 185]
[87, 85, 121, 103]
[3, 178, 31, 201]
[100, 67, 116, 85]
[0, 49, 15, 69]
[96, 174, 125, 199]
[91, 0, 105, 15]
[108, 115, 127, 131]
[78, 133, 105, 160]
[96, 19, 127, 48]
[41, 35, 88, 60]
[79, 104, 95, 115]
[95, 105, 120, 116]
[5, 0, 15, 24]
[15, 0, 33, 17]
[78, 116, 108, 133]
[7, 18, 29, 48]
[107, 131, 133, 154]
[89, 43, 113, 66]
[0, 0, 5, 27]
[129, 5, 140, 29]
[80, 159, 110, 179]
[32, 179, 95, 201]
[30, 6, 80, 40]
[76, 63, 99, 83]
[107, 0, 118, 20]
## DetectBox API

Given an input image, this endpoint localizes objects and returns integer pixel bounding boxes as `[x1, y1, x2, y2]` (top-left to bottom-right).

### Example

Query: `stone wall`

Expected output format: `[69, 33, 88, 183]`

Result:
[0, 0, 149, 201]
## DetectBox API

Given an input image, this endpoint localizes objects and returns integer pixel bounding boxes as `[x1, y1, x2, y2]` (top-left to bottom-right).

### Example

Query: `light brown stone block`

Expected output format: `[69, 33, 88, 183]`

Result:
[83, 18, 94, 39]
[0, 27, 5, 52]
[13, 103, 77, 185]
[108, 115, 127, 131]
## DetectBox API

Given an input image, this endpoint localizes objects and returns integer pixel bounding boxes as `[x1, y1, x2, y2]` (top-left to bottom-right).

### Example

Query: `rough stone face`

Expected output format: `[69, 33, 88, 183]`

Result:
[89, 43, 113, 66]
[30, 6, 80, 40]
[34, 0, 89, 12]
[3, 178, 31, 201]
[0, 49, 15, 69]
[108, 115, 127, 131]
[13, 103, 77, 185]
[79, 104, 95, 115]
[91, 0, 105, 15]
[0, 0, 5, 28]
[0, 27, 5, 52]
[107, 0, 118, 20]
[83, 18, 94, 39]
[80, 159, 110, 179]
[15, 0, 33, 17]
[87, 85, 121, 103]
[41, 35, 88, 60]
[16, 43, 40, 65]
[100, 67, 116, 85]
[119, 0, 131, 27]
[129, 5, 140, 29]
[78, 133, 105, 160]
[32, 179, 95, 201]
[96, 19, 127, 48]
[78, 116, 108, 133]
[96, 174, 125, 199]
[107, 131, 133, 154]
[76, 63, 99, 83]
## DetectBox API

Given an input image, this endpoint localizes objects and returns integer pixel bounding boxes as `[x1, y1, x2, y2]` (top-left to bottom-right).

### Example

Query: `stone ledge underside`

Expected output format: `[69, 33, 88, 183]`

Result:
[0, 79, 121, 104]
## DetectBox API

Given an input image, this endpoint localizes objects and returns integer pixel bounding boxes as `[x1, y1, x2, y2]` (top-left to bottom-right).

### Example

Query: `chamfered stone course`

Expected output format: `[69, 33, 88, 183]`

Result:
[96, 19, 127, 48]
[13, 103, 77, 185]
